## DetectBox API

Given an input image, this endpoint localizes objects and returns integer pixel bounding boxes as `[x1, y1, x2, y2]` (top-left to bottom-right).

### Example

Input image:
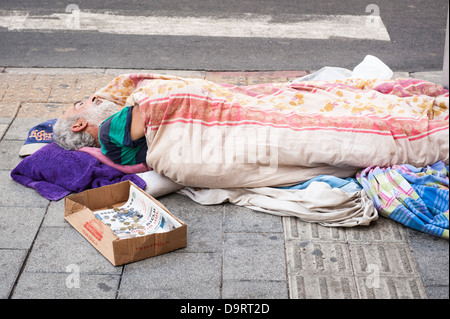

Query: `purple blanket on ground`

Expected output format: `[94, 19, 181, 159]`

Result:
[10, 143, 146, 201]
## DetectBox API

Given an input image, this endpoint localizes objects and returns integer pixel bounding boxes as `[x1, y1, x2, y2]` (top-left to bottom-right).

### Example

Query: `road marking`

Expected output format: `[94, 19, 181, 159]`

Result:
[0, 10, 391, 41]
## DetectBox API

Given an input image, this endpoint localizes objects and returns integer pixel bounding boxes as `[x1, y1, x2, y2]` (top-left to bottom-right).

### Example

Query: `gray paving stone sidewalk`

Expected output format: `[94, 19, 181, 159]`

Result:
[0, 68, 448, 300]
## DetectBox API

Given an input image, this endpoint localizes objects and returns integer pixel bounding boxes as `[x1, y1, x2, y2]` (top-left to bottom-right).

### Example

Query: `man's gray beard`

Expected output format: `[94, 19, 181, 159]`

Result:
[80, 100, 119, 126]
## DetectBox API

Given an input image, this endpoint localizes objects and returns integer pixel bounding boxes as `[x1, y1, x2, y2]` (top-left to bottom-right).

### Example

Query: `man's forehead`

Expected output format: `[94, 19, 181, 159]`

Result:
[62, 100, 86, 119]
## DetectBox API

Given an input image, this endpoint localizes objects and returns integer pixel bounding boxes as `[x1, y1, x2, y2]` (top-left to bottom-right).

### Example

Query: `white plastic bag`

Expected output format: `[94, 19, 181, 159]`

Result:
[291, 66, 352, 82]
[351, 55, 393, 80]
[291, 55, 393, 82]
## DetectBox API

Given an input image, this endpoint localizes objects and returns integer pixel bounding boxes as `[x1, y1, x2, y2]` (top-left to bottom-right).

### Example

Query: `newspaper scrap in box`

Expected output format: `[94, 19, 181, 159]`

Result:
[94, 184, 181, 239]
[64, 181, 187, 266]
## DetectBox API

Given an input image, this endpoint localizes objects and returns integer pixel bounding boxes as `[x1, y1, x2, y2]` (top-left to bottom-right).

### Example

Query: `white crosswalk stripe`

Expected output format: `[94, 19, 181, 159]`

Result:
[0, 10, 391, 41]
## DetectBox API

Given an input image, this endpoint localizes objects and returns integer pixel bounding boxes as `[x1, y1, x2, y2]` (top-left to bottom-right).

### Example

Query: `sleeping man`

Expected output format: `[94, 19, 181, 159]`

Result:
[53, 73, 449, 189]
[54, 94, 147, 165]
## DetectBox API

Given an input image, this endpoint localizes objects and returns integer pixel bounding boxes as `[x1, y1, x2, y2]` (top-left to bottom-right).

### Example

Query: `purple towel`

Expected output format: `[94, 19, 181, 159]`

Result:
[10, 143, 146, 201]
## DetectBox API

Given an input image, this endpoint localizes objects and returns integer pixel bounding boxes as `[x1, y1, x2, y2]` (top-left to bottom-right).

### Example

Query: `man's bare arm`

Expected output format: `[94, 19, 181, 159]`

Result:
[130, 104, 145, 141]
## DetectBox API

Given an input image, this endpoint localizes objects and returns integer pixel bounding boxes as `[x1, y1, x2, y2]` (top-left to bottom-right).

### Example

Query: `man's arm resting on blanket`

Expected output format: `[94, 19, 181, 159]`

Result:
[130, 104, 145, 141]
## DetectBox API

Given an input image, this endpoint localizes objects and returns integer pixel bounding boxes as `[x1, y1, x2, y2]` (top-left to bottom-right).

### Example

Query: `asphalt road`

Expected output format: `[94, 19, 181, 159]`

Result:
[0, 0, 448, 71]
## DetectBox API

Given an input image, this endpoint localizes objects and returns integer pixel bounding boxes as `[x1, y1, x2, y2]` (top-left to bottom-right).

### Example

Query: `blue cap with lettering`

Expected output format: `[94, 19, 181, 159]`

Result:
[19, 118, 57, 157]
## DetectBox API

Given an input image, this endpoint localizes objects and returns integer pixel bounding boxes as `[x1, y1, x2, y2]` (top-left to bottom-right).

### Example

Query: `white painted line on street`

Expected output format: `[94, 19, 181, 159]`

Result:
[0, 10, 391, 41]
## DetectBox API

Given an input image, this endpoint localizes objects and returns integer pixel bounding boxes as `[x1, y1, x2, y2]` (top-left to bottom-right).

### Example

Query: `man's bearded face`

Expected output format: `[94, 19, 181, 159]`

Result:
[63, 97, 119, 125]
[78, 100, 118, 126]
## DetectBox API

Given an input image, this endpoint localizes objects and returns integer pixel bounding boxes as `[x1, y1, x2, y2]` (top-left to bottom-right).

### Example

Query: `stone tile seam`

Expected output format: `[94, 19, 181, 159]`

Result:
[0, 204, 55, 210]
[223, 231, 284, 234]
[7, 201, 51, 299]
[1, 136, 30, 142]
[0, 247, 28, 252]
[114, 265, 126, 299]
[0, 102, 22, 141]
[14, 269, 122, 276]
[402, 228, 433, 298]
[281, 216, 292, 299]
[219, 204, 226, 299]
[222, 279, 287, 283]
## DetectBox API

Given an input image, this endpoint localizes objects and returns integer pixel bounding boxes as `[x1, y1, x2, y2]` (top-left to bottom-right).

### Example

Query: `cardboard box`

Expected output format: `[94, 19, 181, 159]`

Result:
[64, 181, 187, 266]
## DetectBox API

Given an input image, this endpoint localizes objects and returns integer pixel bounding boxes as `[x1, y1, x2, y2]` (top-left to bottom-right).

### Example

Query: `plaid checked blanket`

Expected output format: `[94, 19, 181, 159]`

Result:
[357, 161, 449, 239]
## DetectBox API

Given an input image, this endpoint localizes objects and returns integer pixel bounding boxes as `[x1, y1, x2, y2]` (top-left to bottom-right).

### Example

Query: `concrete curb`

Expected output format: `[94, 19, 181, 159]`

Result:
[2, 66, 445, 86]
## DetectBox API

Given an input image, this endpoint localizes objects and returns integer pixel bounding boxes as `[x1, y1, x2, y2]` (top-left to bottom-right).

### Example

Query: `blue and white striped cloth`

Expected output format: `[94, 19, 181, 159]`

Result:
[357, 161, 449, 239]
